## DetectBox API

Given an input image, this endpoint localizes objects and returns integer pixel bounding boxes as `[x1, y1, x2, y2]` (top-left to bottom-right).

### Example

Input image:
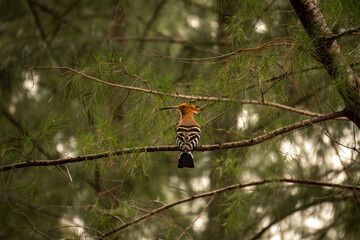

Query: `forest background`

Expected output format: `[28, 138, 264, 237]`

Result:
[1, 0, 360, 239]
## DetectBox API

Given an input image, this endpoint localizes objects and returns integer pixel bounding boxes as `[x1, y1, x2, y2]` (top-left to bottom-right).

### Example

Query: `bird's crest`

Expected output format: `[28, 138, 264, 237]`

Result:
[178, 103, 201, 114]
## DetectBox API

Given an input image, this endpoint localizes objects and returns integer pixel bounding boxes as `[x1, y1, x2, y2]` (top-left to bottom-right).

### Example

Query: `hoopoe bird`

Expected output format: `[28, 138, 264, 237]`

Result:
[161, 103, 201, 168]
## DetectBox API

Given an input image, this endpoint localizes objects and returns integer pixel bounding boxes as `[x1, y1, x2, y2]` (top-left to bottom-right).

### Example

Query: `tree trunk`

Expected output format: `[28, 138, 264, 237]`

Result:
[289, 0, 360, 127]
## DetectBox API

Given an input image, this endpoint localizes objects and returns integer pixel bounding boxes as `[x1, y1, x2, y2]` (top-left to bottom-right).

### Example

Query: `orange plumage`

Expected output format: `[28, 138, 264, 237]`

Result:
[161, 103, 201, 168]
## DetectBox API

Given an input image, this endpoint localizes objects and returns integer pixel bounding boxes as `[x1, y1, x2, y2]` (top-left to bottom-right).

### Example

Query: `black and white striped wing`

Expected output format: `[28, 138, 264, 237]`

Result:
[176, 125, 201, 152]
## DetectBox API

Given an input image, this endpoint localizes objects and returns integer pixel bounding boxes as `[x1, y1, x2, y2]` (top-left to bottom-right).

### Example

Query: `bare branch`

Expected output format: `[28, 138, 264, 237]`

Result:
[176, 195, 215, 240]
[17, 199, 105, 237]
[140, 0, 167, 40]
[49, 0, 81, 41]
[25, 0, 58, 62]
[26, 0, 48, 44]
[112, 36, 230, 46]
[0, 110, 345, 172]
[25, 65, 339, 118]
[327, 26, 360, 41]
[245, 61, 360, 91]
[144, 37, 291, 62]
[249, 196, 347, 240]
[11, 208, 55, 240]
[99, 177, 360, 239]
[245, 65, 321, 91]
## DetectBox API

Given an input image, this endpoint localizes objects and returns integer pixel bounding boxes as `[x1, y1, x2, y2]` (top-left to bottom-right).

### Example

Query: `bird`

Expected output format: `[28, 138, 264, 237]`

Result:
[160, 103, 201, 168]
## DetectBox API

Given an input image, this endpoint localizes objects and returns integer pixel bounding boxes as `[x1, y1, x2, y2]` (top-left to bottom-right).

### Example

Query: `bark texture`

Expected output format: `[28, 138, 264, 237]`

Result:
[290, 0, 360, 127]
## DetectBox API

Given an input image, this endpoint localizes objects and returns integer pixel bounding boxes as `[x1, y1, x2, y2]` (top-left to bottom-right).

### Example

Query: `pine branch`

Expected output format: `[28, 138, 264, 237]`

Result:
[1, 108, 73, 182]
[99, 177, 360, 239]
[289, 0, 360, 127]
[144, 37, 291, 62]
[244, 64, 325, 91]
[327, 26, 360, 41]
[0, 110, 345, 172]
[25, 65, 341, 118]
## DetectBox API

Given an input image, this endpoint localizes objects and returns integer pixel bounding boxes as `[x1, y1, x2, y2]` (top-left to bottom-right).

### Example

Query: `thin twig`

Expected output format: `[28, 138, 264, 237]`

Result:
[17, 198, 104, 237]
[245, 61, 360, 91]
[25, 65, 342, 118]
[326, 26, 360, 41]
[99, 177, 360, 239]
[26, 0, 48, 44]
[244, 65, 321, 91]
[112, 36, 230, 46]
[49, 0, 81, 41]
[25, 0, 58, 62]
[0, 110, 346, 172]
[138, 0, 167, 51]
[315, 98, 360, 205]
[202, 108, 233, 128]
[249, 196, 346, 240]
[16, 210, 55, 240]
[176, 195, 215, 240]
[1, 108, 73, 182]
[144, 37, 291, 62]
[318, 128, 360, 153]
[49, 224, 104, 237]
[122, 66, 151, 89]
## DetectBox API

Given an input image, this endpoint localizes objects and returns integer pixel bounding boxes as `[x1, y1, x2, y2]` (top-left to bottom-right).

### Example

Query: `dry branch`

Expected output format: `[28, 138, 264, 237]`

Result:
[144, 37, 291, 62]
[1, 110, 345, 172]
[99, 177, 360, 239]
[26, 65, 338, 118]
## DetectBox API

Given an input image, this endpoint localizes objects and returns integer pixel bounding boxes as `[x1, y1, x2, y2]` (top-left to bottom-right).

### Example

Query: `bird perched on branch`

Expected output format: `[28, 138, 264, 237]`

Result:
[160, 103, 201, 168]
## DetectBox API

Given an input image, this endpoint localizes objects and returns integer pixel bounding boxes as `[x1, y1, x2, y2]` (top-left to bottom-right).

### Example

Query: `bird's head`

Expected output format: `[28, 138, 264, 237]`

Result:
[160, 103, 202, 115]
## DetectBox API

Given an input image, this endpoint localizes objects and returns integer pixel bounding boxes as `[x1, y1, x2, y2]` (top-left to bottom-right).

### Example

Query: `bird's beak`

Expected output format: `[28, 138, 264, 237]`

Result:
[193, 108, 202, 114]
[160, 106, 178, 110]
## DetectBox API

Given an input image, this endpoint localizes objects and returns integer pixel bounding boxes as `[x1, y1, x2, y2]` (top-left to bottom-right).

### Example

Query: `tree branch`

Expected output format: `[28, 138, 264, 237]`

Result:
[112, 36, 230, 46]
[249, 196, 347, 240]
[176, 195, 214, 240]
[1, 108, 72, 182]
[140, 0, 167, 40]
[25, 0, 58, 62]
[289, 0, 360, 127]
[48, 0, 81, 41]
[245, 61, 360, 92]
[0, 110, 345, 172]
[144, 37, 291, 62]
[99, 177, 360, 239]
[327, 26, 360, 41]
[25, 65, 341, 118]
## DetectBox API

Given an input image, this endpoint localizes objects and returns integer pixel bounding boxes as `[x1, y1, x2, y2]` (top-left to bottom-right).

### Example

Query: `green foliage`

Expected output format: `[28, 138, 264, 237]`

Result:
[1, 0, 360, 239]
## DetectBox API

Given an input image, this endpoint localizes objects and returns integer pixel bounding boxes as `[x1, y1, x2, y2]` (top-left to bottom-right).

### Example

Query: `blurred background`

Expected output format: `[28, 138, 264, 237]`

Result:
[1, 0, 360, 239]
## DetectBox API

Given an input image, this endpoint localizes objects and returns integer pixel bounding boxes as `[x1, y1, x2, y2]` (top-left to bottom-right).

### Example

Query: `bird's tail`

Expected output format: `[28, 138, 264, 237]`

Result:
[178, 152, 194, 168]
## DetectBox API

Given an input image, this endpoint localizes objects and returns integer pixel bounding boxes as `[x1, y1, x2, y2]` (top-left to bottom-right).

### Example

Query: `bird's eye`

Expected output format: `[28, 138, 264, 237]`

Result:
[182, 106, 186, 108]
